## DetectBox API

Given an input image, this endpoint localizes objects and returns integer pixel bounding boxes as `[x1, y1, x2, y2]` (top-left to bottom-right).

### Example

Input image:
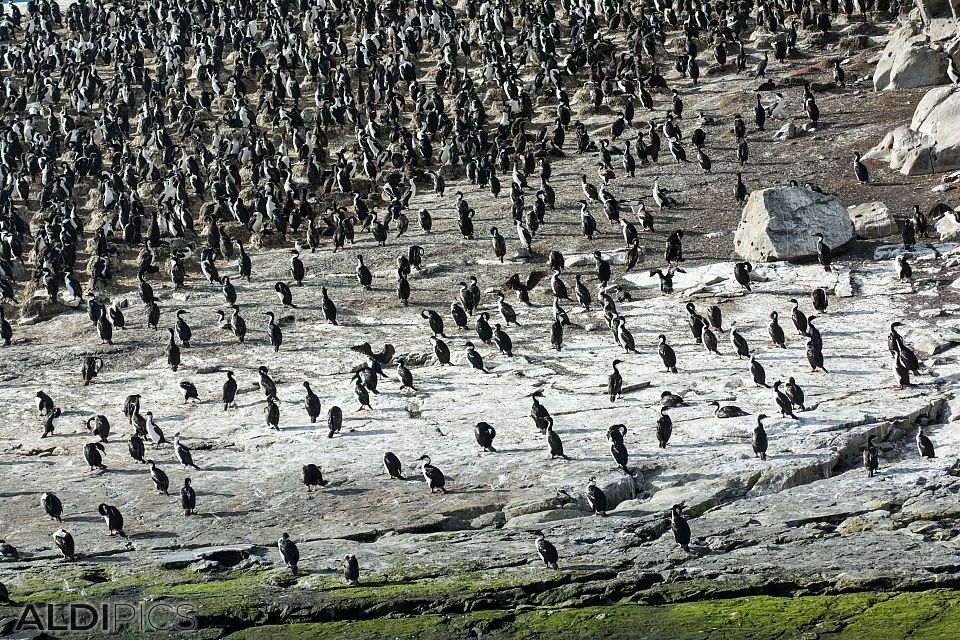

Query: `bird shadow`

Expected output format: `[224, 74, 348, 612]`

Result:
[128, 531, 178, 540]
[71, 516, 103, 523]
[340, 429, 394, 437]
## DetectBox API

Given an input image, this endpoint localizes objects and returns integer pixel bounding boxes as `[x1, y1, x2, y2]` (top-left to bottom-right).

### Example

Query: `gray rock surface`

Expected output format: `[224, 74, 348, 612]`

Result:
[848, 201, 898, 239]
[936, 210, 960, 240]
[908, 85, 960, 172]
[3, 241, 960, 639]
[863, 124, 928, 171]
[868, 81, 960, 176]
[873, 24, 949, 91]
[773, 122, 798, 141]
[734, 186, 854, 262]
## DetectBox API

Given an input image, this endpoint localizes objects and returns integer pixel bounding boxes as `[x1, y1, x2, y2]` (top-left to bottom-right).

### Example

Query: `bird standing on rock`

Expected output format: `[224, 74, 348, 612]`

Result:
[752, 415, 769, 461]
[535, 530, 559, 569]
[864, 436, 880, 477]
[181, 479, 197, 516]
[671, 505, 691, 552]
[343, 555, 360, 585]
[278, 533, 299, 575]
[419, 455, 447, 493]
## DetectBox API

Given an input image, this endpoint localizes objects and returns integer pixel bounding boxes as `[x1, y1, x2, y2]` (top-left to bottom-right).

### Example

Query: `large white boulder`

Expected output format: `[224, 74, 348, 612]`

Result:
[734, 186, 855, 262]
[908, 86, 960, 171]
[873, 24, 949, 91]
[936, 210, 960, 240]
[847, 202, 898, 239]
[863, 125, 928, 170]
[868, 85, 960, 176]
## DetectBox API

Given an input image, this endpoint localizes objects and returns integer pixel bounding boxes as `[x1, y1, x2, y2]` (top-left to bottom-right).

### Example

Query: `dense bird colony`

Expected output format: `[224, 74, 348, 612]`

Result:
[1, 0, 959, 636]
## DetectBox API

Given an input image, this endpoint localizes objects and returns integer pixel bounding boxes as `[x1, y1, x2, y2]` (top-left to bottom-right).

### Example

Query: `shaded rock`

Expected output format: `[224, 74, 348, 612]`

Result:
[470, 511, 506, 529]
[848, 202, 898, 239]
[504, 508, 592, 529]
[220, 221, 251, 246]
[196, 364, 225, 375]
[158, 545, 254, 570]
[18, 292, 74, 324]
[734, 186, 854, 262]
[189, 560, 219, 573]
[948, 459, 960, 476]
[839, 35, 875, 54]
[873, 24, 949, 91]
[250, 230, 287, 249]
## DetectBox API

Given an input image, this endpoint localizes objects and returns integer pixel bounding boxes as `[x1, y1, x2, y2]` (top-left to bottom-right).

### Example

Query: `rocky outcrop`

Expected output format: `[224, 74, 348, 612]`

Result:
[863, 124, 930, 173]
[910, 85, 960, 168]
[867, 85, 960, 176]
[873, 24, 950, 91]
[936, 210, 960, 240]
[917, 0, 960, 27]
[848, 202, 899, 239]
[734, 186, 854, 262]
[4, 245, 960, 639]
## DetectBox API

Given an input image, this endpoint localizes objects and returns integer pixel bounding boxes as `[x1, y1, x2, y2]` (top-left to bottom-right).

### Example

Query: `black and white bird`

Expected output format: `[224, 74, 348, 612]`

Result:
[853, 151, 869, 184]
[181, 478, 197, 516]
[178, 378, 200, 403]
[586, 480, 608, 517]
[418, 455, 447, 493]
[148, 460, 170, 495]
[83, 442, 106, 471]
[98, 504, 126, 537]
[301, 464, 328, 491]
[278, 533, 300, 575]
[53, 529, 76, 561]
[534, 530, 559, 569]
[947, 56, 959, 88]
[343, 555, 360, 585]
[475, 422, 497, 452]
[173, 433, 200, 469]
[671, 504, 691, 552]
[42, 493, 63, 522]
[917, 424, 936, 458]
